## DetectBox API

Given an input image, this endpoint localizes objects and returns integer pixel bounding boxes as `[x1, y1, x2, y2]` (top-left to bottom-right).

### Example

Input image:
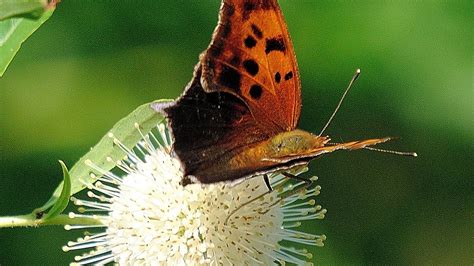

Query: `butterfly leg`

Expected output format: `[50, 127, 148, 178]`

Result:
[263, 174, 273, 192]
[224, 174, 273, 224]
[259, 172, 314, 214]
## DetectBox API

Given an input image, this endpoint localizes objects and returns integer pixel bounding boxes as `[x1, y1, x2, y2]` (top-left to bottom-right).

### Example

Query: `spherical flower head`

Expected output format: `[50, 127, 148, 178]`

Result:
[63, 123, 326, 265]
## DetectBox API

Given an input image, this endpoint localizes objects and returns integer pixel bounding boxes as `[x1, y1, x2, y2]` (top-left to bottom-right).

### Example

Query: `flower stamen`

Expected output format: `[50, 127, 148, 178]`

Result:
[64, 122, 325, 265]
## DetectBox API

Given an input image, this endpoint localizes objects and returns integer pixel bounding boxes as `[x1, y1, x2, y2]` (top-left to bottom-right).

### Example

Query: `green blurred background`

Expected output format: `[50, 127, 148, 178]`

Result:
[0, 1, 471, 264]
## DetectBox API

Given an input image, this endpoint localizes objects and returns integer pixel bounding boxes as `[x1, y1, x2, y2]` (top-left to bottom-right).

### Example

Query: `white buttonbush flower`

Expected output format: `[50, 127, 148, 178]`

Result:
[63, 123, 326, 265]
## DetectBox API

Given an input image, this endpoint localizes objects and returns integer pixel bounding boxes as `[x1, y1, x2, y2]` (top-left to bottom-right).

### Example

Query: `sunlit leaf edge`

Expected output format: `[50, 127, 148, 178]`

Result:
[0, 0, 47, 20]
[0, 8, 53, 77]
[35, 100, 171, 212]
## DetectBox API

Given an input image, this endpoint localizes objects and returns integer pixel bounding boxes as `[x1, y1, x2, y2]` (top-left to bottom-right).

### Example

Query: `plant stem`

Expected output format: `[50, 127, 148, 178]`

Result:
[0, 213, 103, 228]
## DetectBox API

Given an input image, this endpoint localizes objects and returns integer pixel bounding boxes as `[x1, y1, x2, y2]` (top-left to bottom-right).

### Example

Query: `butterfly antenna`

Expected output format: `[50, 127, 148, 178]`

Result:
[327, 141, 417, 157]
[363, 146, 418, 157]
[319, 69, 361, 136]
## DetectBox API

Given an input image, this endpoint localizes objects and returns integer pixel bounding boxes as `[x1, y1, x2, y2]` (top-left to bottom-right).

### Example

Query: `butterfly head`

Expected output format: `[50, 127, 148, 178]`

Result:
[264, 129, 330, 162]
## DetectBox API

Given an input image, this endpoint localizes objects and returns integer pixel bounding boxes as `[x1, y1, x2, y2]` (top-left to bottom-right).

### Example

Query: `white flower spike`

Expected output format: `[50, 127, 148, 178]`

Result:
[63, 122, 326, 265]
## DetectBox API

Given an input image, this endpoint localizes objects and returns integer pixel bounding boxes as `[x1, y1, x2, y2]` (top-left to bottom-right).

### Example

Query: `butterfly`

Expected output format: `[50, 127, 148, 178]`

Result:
[153, 0, 407, 186]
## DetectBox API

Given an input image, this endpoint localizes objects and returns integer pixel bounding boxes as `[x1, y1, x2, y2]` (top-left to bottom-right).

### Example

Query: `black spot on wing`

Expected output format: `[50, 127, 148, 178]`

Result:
[223, 2, 235, 17]
[275, 72, 281, 83]
[265, 36, 286, 54]
[284, 71, 293, 80]
[243, 2, 255, 20]
[219, 65, 241, 93]
[249, 84, 263, 100]
[222, 19, 232, 39]
[222, 20, 232, 38]
[244, 1, 255, 10]
[230, 56, 241, 66]
[244, 36, 257, 48]
[251, 24, 263, 39]
[210, 41, 224, 57]
[243, 59, 259, 76]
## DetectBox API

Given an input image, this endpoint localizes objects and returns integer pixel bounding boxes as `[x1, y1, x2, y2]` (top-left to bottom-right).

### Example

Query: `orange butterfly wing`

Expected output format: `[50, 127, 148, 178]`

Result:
[200, 0, 301, 133]
[153, 0, 400, 184]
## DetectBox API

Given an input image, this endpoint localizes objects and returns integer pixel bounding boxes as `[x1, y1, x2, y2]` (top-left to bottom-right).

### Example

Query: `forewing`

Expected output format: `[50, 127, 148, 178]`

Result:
[200, 0, 302, 132]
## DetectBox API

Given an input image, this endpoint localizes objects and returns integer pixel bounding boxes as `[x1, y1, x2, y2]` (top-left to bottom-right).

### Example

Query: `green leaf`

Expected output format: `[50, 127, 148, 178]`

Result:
[0, 0, 48, 20]
[37, 100, 170, 212]
[0, 9, 53, 77]
[43, 161, 71, 220]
